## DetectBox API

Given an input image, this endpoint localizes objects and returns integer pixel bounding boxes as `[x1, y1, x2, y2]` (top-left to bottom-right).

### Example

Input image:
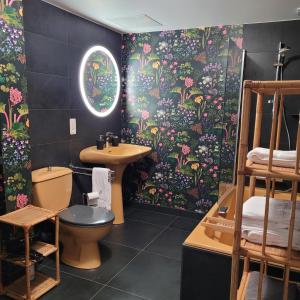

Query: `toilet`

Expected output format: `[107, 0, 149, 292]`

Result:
[31, 166, 114, 269]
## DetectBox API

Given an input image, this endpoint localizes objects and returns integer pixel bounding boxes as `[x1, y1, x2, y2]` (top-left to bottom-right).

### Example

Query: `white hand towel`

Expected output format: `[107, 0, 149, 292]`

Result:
[92, 167, 111, 210]
[247, 147, 297, 168]
[242, 226, 300, 251]
[243, 196, 300, 230]
[242, 196, 300, 250]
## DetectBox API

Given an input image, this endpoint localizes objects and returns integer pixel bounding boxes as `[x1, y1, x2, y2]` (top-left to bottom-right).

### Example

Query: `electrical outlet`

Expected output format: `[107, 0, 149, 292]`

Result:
[70, 118, 76, 135]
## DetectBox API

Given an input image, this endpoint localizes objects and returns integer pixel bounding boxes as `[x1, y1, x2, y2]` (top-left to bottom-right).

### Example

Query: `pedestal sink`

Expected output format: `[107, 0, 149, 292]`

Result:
[79, 143, 152, 224]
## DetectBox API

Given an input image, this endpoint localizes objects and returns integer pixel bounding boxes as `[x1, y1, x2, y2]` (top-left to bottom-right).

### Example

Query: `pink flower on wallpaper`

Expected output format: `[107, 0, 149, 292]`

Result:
[141, 110, 150, 120]
[208, 40, 213, 45]
[143, 43, 151, 54]
[9, 87, 22, 106]
[184, 77, 193, 88]
[233, 37, 243, 49]
[182, 145, 190, 155]
[16, 194, 28, 209]
[231, 113, 238, 125]
[128, 96, 136, 104]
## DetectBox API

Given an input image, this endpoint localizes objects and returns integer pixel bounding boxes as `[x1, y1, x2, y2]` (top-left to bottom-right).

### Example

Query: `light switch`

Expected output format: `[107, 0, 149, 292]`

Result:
[70, 118, 76, 135]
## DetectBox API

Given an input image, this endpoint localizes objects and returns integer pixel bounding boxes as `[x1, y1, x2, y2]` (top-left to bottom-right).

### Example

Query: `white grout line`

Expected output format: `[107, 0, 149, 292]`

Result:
[142, 249, 182, 262]
[42, 264, 104, 285]
[101, 239, 142, 251]
[99, 285, 149, 300]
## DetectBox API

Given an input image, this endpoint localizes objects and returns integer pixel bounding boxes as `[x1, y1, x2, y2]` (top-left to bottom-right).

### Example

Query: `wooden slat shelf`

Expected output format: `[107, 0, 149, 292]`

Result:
[0, 205, 56, 228]
[240, 240, 300, 270]
[0, 205, 60, 299]
[251, 87, 300, 95]
[243, 160, 300, 181]
[230, 80, 300, 300]
[0, 242, 57, 268]
[5, 272, 59, 300]
[201, 216, 300, 270]
[237, 271, 300, 300]
[244, 80, 300, 95]
[0, 256, 33, 268]
[31, 241, 57, 257]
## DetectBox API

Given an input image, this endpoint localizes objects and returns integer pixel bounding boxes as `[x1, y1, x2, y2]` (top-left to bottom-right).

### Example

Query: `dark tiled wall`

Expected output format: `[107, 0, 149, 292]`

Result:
[244, 20, 300, 150]
[23, 0, 122, 204]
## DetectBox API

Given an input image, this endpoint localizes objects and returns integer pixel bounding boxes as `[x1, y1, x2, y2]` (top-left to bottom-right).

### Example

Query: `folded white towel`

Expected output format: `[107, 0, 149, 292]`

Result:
[92, 167, 111, 210]
[242, 226, 300, 251]
[243, 196, 300, 230]
[242, 196, 300, 250]
[247, 147, 297, 168]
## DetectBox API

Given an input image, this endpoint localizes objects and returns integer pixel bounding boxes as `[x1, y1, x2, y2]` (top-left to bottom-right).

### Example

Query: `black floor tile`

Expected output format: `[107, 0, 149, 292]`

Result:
[93, 286, 146, 300]
[104, 220, 163, 250]
[123, 205, 136, 217]
[109, 252, 181, 300]
[170, 216, 200, 232]
[44, 241, 138, 284]
[126, 208, 176, 226]
[145, 228, 189, 261]
[40, 266, 102, 300]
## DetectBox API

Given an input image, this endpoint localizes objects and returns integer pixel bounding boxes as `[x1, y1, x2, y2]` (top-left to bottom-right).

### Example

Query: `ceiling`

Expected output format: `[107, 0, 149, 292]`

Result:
[43, 0, 300, 33]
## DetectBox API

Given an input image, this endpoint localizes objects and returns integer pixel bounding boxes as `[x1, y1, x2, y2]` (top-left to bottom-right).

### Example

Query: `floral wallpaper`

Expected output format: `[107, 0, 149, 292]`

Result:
[0, 155, 4, 215]
[121, 25, 243, 214]
[0, 0, 31, 213]
[84, 49, 118, 113]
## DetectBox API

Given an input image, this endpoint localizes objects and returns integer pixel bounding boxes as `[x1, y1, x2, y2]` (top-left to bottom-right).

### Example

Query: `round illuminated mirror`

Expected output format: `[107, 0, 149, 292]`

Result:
[79, 45, 120, 117]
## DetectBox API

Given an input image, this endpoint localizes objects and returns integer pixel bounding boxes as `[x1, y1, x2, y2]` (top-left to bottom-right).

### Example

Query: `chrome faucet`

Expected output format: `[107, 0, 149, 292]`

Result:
[105, 132, 114, 148]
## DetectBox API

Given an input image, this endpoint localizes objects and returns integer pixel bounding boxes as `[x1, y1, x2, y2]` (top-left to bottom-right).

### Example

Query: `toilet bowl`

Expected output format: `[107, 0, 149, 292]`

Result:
[31, 167, 114, 269]
[59, 205, 114, 269]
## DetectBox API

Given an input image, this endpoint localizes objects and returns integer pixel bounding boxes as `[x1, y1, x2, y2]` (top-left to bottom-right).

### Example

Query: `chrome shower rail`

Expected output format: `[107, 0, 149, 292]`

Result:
[69, 164, 115, 182]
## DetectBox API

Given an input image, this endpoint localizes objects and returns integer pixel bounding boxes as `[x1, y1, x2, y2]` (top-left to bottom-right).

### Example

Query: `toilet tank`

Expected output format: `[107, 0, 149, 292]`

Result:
[32, 167, 73, 212]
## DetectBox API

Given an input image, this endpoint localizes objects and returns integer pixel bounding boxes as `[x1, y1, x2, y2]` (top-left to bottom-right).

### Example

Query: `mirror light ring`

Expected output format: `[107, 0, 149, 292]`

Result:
[79, 45, 120, 117]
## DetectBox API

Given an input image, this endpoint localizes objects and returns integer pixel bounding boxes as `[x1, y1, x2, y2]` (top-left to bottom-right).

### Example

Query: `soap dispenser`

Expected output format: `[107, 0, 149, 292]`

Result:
[96, 135, 105, 150]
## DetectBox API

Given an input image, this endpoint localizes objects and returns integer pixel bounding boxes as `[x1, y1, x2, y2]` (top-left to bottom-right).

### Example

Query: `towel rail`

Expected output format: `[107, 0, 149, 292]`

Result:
[69, 164, 115, 182]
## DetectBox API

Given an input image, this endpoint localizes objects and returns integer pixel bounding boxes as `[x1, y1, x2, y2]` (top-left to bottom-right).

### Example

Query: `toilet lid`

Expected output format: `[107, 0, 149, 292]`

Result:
[59, 205, 115, 227]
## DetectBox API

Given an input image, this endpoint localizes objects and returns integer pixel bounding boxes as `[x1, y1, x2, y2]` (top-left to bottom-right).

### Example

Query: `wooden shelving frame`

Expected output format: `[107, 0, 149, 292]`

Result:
[230, 80, 300, 300]
[0, 205, 60, 299]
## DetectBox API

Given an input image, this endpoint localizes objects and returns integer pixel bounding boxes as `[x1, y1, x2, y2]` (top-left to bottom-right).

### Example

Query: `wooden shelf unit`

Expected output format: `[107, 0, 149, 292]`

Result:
[230, 80, 300, 300]
[5, 272, 58, 300]
[0, 205, 60, 300]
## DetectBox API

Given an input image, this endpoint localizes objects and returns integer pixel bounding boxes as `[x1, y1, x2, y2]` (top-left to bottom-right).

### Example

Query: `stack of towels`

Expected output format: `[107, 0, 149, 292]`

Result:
[247, 147, 297, 168]
[242, 196, 300, 250]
